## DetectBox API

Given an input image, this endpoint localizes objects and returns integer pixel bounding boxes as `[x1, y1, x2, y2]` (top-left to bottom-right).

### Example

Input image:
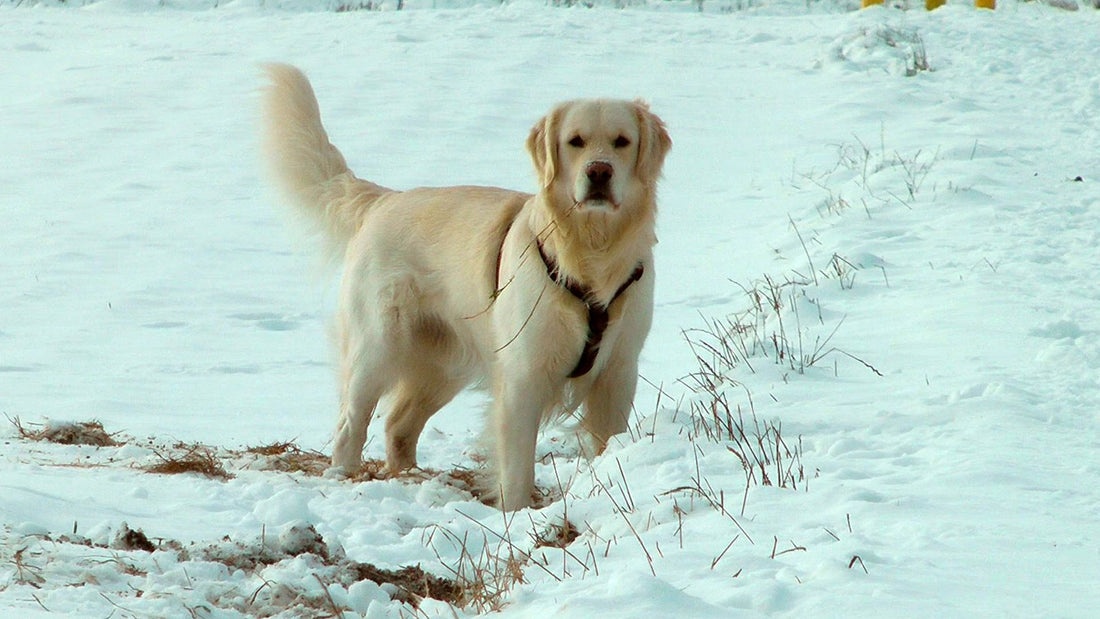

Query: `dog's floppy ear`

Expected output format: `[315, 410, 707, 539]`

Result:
[632, 100, 672, 186]
[526, 104, 564, 189]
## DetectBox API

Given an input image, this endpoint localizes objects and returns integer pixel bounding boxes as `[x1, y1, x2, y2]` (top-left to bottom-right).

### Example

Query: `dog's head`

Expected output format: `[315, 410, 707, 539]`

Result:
[527, 99, 671, 216]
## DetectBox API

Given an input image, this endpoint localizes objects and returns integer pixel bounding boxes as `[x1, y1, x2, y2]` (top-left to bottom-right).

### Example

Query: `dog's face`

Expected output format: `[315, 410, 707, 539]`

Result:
[527, 99, 671, 216]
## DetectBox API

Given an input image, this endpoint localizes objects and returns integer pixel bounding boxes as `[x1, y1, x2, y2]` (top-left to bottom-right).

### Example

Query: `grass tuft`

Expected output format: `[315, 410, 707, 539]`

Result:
[145, 443, 232, 480]
[10, 416, 118, 447]
[245, 441, 330, 476]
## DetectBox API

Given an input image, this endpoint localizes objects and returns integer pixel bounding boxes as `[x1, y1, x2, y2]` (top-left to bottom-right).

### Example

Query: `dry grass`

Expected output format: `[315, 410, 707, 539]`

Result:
[145, 443, 232, 480]
[687, 389, 806, 493]
[683, 269, 881, 385]
[345, 458, 390, 482]
[10, 414, 492, 504]
[9, 416, 118, 447]
[425, 522, 530, 613]
[9, 547, 46, 589]
[242, 443, 488, 502]
[244, 441, 330, 476]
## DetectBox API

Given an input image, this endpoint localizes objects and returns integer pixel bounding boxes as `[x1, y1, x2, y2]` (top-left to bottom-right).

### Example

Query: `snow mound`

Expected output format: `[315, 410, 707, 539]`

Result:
[820, 22, 931, 76]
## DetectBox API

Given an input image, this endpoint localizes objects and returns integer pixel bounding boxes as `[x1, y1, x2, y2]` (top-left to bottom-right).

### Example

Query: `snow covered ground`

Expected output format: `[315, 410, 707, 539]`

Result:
[2, 0, 1099, 616]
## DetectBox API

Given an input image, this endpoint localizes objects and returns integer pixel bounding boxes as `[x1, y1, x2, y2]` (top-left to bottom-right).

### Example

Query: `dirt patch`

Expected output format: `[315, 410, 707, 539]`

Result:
[7, 418, 526, 613]
[180, 523, 464, 607]
[533, 518, 580, 549]
[111, 522, 156, 553]
[352, 563, 463, 606]
[31, 521, 466, 610]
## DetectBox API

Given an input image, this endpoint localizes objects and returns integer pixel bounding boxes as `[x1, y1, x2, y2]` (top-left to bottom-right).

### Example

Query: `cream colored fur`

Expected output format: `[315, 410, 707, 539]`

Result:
[260, 63, 670, 510]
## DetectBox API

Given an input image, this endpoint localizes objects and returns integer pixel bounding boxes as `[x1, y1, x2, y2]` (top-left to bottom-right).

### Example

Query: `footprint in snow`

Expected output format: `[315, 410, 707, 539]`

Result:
[142, 321, 187, 329]
[229, 312, 301, 332]
[1029, 320, 1084, 339]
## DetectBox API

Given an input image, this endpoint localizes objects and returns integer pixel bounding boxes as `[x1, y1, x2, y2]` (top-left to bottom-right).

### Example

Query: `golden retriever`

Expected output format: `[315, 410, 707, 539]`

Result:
[260, 64, 670, 510]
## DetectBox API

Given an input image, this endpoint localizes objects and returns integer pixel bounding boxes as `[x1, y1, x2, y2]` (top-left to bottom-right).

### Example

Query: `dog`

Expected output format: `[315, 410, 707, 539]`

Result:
[260, 64, 670, 510]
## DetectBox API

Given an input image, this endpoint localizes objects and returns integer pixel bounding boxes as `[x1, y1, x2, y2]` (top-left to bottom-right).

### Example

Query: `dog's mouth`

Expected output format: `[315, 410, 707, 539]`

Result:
[578, 190, 619, 210]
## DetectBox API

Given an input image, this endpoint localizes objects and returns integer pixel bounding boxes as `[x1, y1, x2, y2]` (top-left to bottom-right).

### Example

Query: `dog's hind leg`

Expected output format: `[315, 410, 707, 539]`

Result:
[330, 309, 396, 473]
[331, 368, 387, 473]
[384, 373, 464, 473]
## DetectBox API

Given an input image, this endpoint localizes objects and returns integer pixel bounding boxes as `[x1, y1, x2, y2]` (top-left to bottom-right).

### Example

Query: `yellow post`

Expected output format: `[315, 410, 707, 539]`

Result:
[861, 0, 884, 7]
[926, 0, 945, 8]
[975, 0, 995, 8]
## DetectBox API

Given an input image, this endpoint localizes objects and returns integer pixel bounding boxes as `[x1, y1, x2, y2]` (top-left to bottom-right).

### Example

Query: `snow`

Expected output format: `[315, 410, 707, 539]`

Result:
[3, 0, 1100, 617]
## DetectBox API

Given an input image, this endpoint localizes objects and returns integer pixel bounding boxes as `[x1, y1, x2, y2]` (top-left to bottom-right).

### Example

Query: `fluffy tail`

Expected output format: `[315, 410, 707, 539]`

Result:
[260, 63, 390, 253]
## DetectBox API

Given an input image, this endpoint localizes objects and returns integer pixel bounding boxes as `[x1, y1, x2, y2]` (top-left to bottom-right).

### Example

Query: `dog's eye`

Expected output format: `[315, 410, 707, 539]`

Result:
[568, 136, 585, 148]
[613, 135, 631, 149]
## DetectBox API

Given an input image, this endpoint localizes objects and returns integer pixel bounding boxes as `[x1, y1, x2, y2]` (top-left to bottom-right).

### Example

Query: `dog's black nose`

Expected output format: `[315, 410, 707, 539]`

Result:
[586, 161, 614, 184]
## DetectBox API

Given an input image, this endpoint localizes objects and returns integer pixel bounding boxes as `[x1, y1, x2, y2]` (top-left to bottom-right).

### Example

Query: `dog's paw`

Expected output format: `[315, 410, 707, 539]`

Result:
[323, 465, 351, 480]
[473, 480, 547, 511]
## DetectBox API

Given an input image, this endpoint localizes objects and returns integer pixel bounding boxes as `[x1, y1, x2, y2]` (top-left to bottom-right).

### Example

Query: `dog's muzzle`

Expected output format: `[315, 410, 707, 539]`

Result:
[581, 160, 616, 206]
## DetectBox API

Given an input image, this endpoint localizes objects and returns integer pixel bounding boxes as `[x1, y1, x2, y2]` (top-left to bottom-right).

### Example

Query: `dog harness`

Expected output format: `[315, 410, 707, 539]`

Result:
[535, 240, 645, 378]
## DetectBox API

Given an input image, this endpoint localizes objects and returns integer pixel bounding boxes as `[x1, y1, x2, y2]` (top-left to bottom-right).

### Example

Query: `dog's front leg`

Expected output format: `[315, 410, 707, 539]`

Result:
[581, 289, 652, 456]
[582, 358, 638, 456]
[492, 375, 553, 511]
